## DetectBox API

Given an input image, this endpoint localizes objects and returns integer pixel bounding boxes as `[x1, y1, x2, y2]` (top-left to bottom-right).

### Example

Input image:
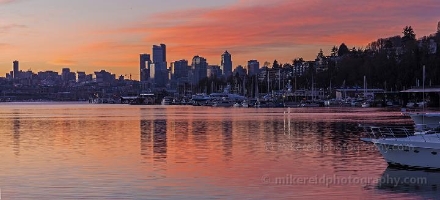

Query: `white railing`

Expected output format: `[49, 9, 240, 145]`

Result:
[359, 124, 440, 143]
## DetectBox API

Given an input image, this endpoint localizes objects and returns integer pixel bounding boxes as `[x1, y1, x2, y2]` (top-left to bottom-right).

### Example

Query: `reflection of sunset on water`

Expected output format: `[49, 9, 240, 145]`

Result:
[0, 103, 429, 199]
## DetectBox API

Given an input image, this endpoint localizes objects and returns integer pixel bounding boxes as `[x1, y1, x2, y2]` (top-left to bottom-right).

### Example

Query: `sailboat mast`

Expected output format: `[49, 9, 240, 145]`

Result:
[364, 76, 366, 97]
[423, 65, 425, 110]
[278, 69, 281, 91]
[267, 69, 270, 94]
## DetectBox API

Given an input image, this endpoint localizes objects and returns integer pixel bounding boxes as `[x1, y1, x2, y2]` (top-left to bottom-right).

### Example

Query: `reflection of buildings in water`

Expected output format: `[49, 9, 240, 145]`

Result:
[222, 120, 233, 159]
[265, 118, 375, 171]
[376, 167, 440, 199]
[191, 120, 208, 146]
[173, 120, 189, 143]
[140, 119, 167, 162]
[140, 119, 152, 159]
[153, 119, 167, 161]
[13, 110, 20, 156]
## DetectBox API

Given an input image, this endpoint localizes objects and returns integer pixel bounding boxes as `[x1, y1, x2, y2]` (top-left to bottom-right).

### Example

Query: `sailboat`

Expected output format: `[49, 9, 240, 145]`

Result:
[301, 75, 320, 107]
[405, 66, 440, 131]
[361, 76, 371, 108]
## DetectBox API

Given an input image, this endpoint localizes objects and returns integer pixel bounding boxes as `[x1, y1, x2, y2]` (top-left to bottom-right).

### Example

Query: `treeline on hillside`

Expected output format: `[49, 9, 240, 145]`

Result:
[193, 26, 440, 94]
[322, 26, 440, 91]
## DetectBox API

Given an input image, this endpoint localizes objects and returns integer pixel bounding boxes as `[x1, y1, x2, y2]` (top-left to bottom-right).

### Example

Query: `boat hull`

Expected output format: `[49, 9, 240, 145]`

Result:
[372, 138, 440, 169]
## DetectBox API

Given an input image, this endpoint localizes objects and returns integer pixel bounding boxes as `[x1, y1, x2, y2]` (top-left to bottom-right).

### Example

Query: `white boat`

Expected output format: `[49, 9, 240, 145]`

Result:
[361, 125, 440, 169]
[192, 93, 211, 101]
[161, 96, 173, 105]
[386, 101, 394, 107]
[242, 100, 249, 108]
[417, 101, 427, 108]
[361, 102, 370, 108]
[301, 102, 320, 107]
[408, 112, 440, 130]
[233, 102, 241, 107]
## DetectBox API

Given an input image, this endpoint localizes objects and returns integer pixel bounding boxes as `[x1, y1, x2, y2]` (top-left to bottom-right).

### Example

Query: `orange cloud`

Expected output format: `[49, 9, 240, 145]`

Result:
[23, 0, 437, 79]
[103, 0, 439, 65]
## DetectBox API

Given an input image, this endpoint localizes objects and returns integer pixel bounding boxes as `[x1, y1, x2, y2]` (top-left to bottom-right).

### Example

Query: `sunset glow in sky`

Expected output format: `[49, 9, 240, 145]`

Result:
[1, 0, 439, 79]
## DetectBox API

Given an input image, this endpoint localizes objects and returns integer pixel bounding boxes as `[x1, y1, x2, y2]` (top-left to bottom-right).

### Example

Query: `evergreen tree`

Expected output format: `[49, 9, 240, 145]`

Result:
[338, 43, 350, 57]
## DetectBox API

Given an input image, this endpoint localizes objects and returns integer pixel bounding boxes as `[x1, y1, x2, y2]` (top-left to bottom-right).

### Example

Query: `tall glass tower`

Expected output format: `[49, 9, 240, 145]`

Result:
[221, 51, 232, 77]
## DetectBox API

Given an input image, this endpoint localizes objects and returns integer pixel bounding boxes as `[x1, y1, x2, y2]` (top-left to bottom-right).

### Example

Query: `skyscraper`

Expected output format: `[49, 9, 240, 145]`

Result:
[191, 55, 208, 85]
[221, 51, 232, 77]
[13, 60, 19, 79]
[152, 44, 167, 87]
[152, 44, 166, 63]
[140, 53, 151, 81]
[247, 60, 260, 76]
[172, 59, 189, 81]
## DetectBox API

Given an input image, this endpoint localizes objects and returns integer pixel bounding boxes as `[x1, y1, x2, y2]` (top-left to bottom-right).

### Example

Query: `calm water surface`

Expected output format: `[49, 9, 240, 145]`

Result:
[0, 102, 438, 199]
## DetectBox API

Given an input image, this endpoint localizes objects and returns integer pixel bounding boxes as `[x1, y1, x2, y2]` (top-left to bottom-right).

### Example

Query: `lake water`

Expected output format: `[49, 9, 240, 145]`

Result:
[0, 102, 439, 199]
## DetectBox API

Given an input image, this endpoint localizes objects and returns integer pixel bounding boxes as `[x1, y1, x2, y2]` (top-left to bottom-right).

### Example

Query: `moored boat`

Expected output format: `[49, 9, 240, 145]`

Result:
[408, 112, 440, 130]
[161, 96, 173, 105]
[361, 125, 440, 169]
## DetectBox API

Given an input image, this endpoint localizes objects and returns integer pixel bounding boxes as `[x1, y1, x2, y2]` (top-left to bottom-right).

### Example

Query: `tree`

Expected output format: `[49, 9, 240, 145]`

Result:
[263, 61, 271, 67]
[384, 40, 393, 49]
[293, 57, 304, 65]
[331, 46, 338, 57]
[338, 43, 350, 57]
[272, 60, 280, 69]
[402, 26, 416, 42]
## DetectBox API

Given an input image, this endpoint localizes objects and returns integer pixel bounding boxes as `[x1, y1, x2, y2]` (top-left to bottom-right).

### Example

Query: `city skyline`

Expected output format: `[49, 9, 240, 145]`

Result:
[1, 0, 439, 77]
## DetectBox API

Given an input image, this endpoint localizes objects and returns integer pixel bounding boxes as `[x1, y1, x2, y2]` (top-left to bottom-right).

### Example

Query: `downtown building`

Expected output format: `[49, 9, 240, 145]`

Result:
[189, 55, 207, 85]
[221, 51, 232, 77]
[207, 65, 222, 78]
[247, 60, 260, 76]
[61, 68, 76, 83]
[13, 60, 19, 79]
[150, 44, 168, 88]
[140, 53, 151, 82]
[170, 59, 189, 82]
[233, 65, 247, 77]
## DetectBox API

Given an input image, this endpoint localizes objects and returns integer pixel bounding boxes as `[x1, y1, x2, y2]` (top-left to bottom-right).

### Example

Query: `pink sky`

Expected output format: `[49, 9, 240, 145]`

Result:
[0, 0, 439, 79]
